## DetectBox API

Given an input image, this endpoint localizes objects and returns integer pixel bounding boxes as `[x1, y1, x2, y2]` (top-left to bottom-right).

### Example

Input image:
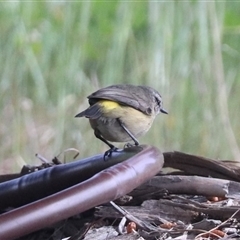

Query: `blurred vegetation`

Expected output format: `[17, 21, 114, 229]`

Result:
[0, 1, 240, 173]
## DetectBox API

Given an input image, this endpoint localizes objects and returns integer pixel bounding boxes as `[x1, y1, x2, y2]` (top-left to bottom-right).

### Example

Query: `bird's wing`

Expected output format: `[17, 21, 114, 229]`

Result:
[88, 85, 152, 115]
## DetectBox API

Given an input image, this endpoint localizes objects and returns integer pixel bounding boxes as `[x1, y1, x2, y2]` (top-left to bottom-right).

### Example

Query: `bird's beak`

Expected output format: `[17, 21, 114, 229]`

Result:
[160, 108, 168, 114]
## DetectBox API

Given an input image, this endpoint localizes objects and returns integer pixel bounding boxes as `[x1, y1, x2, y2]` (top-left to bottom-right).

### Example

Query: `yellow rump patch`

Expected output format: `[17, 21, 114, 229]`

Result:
[98, 100, 120, 111]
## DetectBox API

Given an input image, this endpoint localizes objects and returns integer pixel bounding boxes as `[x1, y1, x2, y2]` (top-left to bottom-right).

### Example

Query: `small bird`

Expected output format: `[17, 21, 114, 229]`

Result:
[75, 84, 167, 156]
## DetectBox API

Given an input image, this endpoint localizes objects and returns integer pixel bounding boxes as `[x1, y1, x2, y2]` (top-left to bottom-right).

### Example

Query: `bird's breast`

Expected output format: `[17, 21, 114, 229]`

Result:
[89, 106, 155, 142]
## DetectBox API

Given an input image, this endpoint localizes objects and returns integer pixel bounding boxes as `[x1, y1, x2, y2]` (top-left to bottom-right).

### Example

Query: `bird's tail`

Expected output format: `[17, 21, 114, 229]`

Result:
[75, 104, 102, 119]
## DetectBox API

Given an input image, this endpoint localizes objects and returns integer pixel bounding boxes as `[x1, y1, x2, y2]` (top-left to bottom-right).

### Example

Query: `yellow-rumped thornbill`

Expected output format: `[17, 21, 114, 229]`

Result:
[75, 84, 167, 157]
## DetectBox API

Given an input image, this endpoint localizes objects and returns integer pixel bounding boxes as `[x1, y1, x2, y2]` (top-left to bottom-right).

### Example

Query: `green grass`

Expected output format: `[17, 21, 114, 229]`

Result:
[0, 1, 240, 173]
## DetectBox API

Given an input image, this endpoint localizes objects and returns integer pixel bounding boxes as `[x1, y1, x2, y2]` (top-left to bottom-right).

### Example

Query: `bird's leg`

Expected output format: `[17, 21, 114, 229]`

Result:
[94, 129, 115, 149]
[116, 118, 139, 146]
[94, 129, 118, 160]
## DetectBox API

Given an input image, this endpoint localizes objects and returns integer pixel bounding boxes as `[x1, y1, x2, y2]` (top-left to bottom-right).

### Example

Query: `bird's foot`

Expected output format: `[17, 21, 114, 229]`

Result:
[124, 142, 139, 149]
[124, 142, 134, 149]
[104, 147, 119, 161]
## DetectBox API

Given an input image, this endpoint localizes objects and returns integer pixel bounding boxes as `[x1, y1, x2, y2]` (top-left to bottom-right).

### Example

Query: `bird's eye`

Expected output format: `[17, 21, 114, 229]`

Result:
[146, 107, 152, 115]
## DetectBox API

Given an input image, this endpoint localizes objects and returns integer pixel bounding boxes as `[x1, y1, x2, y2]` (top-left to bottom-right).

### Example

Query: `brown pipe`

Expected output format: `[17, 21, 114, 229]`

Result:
[0, 145, 164, 239]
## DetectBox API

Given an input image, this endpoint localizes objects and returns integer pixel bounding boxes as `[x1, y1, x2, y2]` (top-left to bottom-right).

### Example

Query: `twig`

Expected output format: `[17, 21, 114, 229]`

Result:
[194, 209, 240, 239]
[109, 201, 161, 232]
[35, 153, 49, 163]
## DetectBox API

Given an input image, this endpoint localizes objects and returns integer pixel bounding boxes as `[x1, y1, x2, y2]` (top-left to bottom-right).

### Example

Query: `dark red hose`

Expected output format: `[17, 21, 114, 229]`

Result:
[0, 145, 163, 240]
